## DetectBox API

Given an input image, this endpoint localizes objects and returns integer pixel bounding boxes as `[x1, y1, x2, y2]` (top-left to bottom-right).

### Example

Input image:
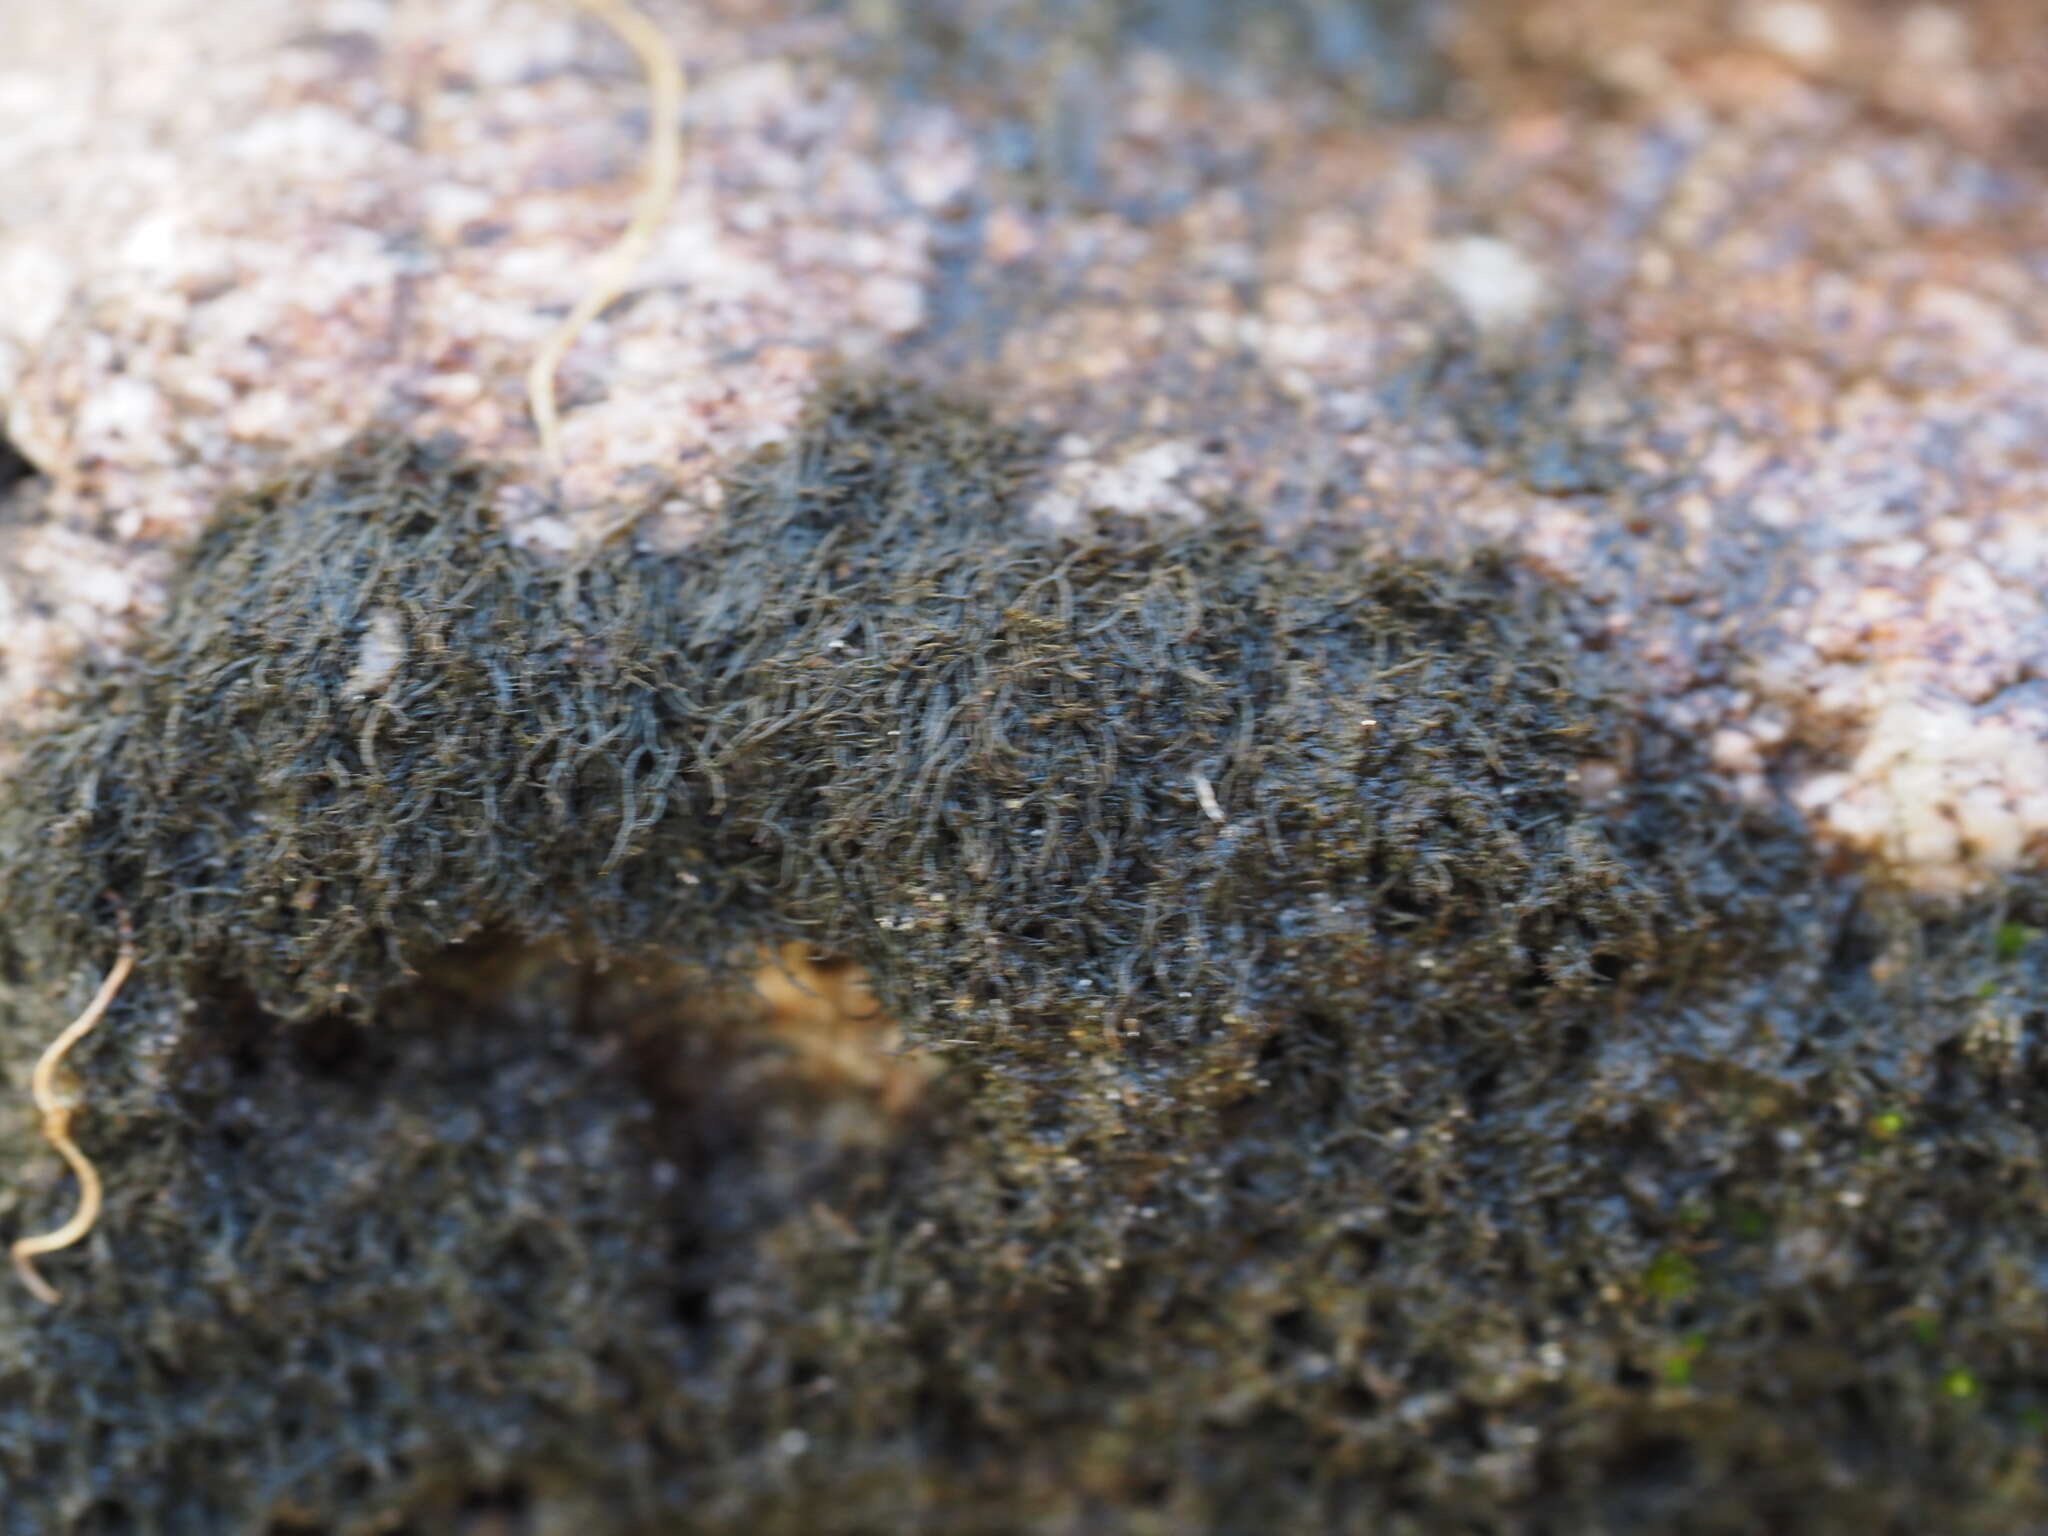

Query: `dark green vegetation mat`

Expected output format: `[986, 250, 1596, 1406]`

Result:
[1, 381, 2044, 1533]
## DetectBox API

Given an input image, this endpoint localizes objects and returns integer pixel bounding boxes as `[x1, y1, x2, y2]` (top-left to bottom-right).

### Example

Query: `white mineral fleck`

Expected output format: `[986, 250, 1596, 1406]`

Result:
[344, 607, 407, 698]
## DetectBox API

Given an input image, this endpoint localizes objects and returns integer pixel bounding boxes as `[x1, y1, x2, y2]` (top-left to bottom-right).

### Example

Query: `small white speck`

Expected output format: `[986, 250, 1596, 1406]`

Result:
[343, 607, 406, 697]
[1744, 0, 1837, 65]
[1432, 236, 1549, 339]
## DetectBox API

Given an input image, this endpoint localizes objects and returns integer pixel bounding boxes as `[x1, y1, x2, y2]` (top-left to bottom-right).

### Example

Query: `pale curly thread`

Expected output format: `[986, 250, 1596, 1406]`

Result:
[527, 0, 687, 476]
[11, 905, 135, 1305]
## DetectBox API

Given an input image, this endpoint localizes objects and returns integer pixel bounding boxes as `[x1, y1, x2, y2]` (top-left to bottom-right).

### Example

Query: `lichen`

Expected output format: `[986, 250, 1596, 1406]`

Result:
[1, 378, 2044, 1533]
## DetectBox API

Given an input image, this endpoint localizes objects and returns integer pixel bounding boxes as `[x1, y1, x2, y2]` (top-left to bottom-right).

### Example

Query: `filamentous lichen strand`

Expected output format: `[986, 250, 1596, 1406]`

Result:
[0, 378, 2041, 1533]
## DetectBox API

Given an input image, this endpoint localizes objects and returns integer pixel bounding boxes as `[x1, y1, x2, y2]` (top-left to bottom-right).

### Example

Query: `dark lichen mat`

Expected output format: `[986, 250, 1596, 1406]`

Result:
[1, 381, 2044, 1534]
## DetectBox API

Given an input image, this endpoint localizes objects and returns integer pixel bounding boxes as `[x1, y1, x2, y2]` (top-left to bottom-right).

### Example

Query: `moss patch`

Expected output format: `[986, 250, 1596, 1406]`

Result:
[1, 379, 2045, 1533]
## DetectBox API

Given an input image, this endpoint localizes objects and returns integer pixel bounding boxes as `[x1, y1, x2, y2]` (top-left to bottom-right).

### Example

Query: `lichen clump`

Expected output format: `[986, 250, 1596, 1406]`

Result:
[1, 382, 2045, 1532]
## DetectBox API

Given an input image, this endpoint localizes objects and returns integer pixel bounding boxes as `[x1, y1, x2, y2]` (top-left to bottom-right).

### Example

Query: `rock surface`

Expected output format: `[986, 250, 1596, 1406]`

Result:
[2, 4, 2048, 1532]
